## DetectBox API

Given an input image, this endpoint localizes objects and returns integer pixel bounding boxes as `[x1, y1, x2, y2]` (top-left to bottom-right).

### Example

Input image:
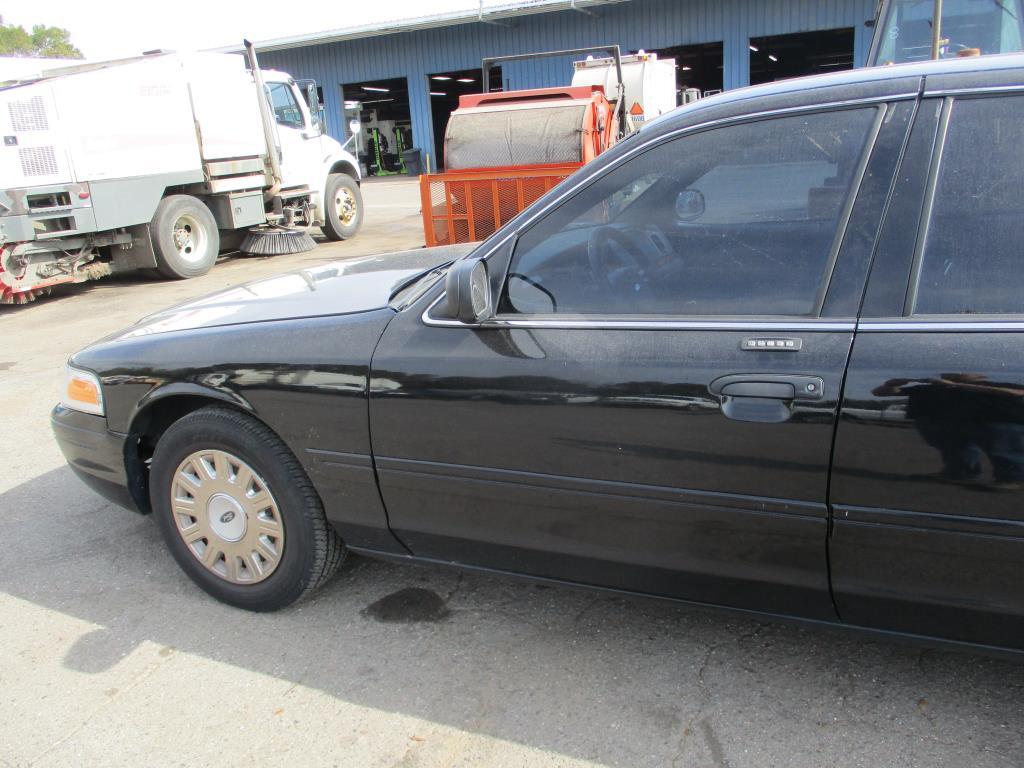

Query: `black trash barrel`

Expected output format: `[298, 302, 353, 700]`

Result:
[402, 148, 423, 176]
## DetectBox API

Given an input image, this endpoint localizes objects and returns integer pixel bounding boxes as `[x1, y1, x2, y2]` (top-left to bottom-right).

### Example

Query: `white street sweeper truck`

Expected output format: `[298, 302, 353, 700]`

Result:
[0, 42, 362, 303]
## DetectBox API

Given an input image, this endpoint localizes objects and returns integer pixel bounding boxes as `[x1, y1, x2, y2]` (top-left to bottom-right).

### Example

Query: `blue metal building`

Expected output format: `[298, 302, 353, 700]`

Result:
[255, 0, 876, 171]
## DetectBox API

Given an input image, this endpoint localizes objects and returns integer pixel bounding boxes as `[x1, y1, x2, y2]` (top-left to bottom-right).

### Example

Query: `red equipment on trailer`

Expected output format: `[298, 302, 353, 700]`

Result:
[420, 45, 630, 247]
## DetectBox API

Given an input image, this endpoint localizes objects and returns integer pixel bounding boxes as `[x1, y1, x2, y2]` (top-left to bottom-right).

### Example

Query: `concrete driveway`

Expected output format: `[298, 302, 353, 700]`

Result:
[1, 178, 1022, 768]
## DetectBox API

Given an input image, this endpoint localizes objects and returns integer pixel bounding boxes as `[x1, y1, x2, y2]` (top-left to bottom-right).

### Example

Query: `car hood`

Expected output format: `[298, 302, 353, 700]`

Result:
[115, 244, 476, 339]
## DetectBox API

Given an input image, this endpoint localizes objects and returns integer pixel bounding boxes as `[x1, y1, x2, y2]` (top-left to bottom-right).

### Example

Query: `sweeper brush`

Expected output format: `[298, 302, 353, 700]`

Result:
[0, 286, 52, 305]
[239, 226, 317, 256]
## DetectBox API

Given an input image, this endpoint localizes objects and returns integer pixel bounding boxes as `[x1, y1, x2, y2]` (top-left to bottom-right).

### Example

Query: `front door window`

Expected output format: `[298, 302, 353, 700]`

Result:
[501, 108, 879, 317]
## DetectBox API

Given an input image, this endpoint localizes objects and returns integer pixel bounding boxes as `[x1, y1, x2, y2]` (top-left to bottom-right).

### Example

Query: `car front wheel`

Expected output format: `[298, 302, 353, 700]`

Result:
[150, 406, 344, 610]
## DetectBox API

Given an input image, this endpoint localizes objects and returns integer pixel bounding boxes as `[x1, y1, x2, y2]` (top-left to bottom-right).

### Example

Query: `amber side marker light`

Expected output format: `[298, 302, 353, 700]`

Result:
[61, 366, 104, 416]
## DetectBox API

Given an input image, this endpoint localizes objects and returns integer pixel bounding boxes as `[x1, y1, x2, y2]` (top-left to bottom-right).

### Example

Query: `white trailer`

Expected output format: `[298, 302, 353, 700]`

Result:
[572, 51, 679, 130]
[0, 48, 362, 303]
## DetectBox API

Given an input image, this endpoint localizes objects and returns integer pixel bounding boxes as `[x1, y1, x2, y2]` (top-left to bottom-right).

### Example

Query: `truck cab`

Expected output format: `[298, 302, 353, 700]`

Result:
[261, 70, 360, 234]
[868, 0, 1024, 66]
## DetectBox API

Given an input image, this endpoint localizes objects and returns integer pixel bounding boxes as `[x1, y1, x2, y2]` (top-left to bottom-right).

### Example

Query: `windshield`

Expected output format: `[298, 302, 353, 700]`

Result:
[872, 0, 1024, 64]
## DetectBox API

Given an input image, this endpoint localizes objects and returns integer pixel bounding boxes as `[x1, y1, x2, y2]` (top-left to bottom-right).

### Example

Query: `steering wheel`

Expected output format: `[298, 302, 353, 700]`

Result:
[586, 226, 653, 300]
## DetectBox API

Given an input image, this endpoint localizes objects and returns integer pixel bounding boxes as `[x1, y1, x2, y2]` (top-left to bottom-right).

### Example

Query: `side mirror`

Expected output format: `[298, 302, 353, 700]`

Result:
[444, 259, 491, 324]
[674, 188, 705, 222]
[296, 79, 323, 134]
[307, 83, 320, 124]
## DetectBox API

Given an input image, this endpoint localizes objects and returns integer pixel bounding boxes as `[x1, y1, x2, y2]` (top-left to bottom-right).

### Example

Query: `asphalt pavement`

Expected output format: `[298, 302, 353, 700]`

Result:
[1, 177, 1021, 768]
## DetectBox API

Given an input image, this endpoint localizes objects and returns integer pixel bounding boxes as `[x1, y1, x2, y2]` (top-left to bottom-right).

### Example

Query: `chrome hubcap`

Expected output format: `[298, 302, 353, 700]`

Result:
[172, 213, 207, 264]
[335, 188, 357, 226]
[171, 449, 285, 584]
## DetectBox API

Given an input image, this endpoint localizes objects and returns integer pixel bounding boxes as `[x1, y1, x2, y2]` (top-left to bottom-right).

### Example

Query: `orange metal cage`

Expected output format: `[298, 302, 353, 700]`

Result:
[420, 164, 580, 247]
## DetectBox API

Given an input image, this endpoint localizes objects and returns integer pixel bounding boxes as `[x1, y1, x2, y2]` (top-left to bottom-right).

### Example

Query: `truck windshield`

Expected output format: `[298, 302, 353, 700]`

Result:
[872, 0, 1024, 64]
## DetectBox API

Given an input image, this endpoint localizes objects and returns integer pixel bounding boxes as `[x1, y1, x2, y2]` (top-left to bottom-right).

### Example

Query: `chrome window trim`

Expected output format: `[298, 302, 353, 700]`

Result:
[858, 320, 1024, 331]
[422, 294, 855, 331]
[923, 85, 1024, 97]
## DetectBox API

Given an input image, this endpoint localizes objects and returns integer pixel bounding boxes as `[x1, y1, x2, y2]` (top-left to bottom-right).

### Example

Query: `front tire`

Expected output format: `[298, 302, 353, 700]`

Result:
[150, 195, 220, 279]
[150, 406, 344, 611]
[321, 173, 363, 241]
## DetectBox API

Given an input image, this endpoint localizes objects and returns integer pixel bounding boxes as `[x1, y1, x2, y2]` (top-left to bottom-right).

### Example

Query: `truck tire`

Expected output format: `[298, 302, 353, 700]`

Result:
[150, 195, 220, 279]
[321, 173, 363, 241]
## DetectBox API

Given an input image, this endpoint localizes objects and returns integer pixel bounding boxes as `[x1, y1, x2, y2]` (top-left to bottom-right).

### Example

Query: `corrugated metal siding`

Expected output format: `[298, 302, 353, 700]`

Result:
[260, 0, 875, 166]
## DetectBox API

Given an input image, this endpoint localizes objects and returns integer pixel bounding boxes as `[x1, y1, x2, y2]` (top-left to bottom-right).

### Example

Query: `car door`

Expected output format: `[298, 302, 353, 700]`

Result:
[265, 80, 322, 190]
[831, 89, 1024, 650]
[370, 100, 911, 620]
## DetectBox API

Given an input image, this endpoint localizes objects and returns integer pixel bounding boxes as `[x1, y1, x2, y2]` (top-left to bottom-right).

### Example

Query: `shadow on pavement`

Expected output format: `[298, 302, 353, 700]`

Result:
[2, 466, 1022, 766]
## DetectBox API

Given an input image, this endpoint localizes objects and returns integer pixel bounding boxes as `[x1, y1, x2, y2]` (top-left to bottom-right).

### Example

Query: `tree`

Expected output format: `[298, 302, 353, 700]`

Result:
[0, 16, 83, 59]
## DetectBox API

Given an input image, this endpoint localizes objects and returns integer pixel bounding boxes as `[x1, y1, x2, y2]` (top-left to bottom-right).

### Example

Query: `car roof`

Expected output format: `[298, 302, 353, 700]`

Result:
[644, 52, 1024, 134]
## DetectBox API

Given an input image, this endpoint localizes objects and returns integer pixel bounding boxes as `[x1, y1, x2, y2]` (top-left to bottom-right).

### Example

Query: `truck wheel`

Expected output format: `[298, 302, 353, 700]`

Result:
[150, 195, 220, 279]
[150, 406, 345, 611]
[321, 173, 363, 241]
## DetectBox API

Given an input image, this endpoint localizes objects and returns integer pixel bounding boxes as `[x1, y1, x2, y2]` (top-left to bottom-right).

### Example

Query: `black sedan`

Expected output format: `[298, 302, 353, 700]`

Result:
[54, 54, 1024, 654]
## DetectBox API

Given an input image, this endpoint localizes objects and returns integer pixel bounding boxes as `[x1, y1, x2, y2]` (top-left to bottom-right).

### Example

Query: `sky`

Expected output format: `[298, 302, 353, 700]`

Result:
[2, 0, 487, 59]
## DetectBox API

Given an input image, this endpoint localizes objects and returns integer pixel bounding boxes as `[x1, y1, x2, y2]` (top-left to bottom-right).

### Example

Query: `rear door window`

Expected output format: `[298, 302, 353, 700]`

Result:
[912, 95, 1024, 315]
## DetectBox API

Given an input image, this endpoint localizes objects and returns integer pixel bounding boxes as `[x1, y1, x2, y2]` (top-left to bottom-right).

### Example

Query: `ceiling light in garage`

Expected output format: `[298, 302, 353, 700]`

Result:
[749, 44, 759, 52]
[430, 91, 447, 96]
[768, 54, 778, 62]
[457, 78, 475, 83]
[432, 75, 452, 81]
[362, 86, 390, 92]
